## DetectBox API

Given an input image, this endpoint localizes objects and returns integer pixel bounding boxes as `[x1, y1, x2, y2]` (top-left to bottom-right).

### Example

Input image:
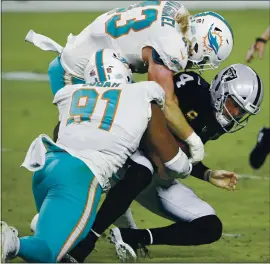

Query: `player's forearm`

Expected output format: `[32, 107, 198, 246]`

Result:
[164, 99, 194, 140]
[261, 26, 270, 41]
[191, 162, 211, 181]
[144, 104, 192, 178]
[148, 64, 194, 140]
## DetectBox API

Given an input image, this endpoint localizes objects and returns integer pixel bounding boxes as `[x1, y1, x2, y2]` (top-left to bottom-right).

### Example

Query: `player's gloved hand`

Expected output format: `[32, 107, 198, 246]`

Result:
[246, 38, 267, 63]
[184, 132, 204, 164]
[205, 169, 238, 191]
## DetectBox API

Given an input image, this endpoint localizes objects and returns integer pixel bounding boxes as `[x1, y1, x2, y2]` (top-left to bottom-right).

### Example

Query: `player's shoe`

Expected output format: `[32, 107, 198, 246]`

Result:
[1, 221, 20, 262]
[110, 227, 137, 262]
[61, 254, 78, 263]
[249, 127, 270, 169]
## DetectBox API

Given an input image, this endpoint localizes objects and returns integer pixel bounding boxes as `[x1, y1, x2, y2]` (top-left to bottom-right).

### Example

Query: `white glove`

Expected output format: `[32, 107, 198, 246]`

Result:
[184, 132, 204, 164]
[164, 148, 192, 179]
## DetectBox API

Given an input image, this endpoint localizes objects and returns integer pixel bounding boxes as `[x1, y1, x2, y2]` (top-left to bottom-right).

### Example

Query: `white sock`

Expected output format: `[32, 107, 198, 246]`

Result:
[146, 229, 153, 245]
[91, 229, 101, 238]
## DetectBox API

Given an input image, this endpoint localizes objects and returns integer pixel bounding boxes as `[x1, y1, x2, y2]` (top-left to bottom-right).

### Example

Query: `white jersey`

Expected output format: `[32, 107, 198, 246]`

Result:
[61, 1, 189, 78]
[52, 81, 164, 188]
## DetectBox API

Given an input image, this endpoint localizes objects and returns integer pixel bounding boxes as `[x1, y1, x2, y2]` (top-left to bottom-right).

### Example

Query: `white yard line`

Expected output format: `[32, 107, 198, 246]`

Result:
[222, 233, 243, 237]
[2, 147, 269, 180]
[2, 72, 48, 81]
[237, 174, 269, 180]
[1, 148, 26, 153]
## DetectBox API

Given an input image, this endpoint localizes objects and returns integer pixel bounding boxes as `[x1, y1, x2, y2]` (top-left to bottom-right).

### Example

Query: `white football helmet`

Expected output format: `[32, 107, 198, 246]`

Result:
[210, 64, 264, 133]
[186, 11, 234, 71]
[84, 49, 133, 84]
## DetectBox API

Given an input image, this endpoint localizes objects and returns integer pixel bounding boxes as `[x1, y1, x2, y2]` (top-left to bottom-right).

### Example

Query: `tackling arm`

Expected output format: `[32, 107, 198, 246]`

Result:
[142, 103, 192, 179]
[142, 47, 204, 164]
[143, 46, 193, 139]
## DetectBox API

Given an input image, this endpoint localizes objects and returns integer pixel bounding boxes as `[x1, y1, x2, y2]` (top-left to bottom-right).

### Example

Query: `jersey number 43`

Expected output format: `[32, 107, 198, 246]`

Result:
[67, 88, 121, 131]
[105, 1, 160, 38]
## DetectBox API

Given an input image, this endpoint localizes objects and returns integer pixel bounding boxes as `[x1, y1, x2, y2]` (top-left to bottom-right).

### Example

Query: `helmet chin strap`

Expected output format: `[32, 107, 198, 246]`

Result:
[215, 112, 230, 127]
[215, 105, 249, 133]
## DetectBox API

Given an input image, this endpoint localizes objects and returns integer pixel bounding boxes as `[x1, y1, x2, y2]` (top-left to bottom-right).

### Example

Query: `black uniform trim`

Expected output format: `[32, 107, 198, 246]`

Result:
[152, 48, 165, 65]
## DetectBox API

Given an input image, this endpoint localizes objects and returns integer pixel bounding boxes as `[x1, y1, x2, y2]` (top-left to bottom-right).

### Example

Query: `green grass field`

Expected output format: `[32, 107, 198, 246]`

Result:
[1, 9, 270, 263]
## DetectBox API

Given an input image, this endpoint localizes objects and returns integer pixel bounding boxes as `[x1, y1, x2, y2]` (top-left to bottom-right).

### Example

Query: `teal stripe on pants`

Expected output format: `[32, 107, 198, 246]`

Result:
[19, 151, 102, 262]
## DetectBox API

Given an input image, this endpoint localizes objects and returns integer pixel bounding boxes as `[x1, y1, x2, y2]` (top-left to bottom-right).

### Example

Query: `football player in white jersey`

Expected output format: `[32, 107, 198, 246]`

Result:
[25, 1, 234, 166]
[0, 49, 193, 263]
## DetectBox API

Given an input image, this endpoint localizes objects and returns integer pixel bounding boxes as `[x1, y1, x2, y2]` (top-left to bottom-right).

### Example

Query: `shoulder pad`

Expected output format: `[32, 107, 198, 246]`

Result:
[149, 32, 189, 72]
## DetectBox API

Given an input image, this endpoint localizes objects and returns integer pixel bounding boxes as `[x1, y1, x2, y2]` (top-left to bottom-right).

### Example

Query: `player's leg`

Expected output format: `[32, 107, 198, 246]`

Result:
[3, 151, 102, 262]
[128, 181, 221, 245]
[48, 56, 85, 95]
[68, 159, 153, 262]
[249, 127, 270, 169]
[111, 180, 222, 260]
[113, 208, 138, 229]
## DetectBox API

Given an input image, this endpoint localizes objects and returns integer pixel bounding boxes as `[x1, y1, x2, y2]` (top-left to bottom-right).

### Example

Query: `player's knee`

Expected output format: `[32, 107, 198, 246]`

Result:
[194, 215, 223, 244]
[207, 215, 222, 242]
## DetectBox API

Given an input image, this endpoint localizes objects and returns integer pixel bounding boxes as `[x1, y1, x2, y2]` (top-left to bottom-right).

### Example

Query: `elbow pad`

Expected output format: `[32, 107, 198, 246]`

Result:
[164, 148, 192, 179]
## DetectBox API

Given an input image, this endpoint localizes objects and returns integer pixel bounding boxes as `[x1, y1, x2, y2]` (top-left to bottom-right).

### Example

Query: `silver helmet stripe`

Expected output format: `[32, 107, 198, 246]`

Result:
[254, 73, 262, 106]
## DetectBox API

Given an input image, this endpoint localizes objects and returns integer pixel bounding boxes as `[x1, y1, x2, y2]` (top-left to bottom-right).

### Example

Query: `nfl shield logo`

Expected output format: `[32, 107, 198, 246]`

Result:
[90, 70, 96, 77]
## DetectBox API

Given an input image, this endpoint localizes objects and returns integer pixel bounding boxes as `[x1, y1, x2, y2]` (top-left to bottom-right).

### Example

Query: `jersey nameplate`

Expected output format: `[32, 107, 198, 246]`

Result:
[161, 1, 182, 28]
[83, 82, 121, 88]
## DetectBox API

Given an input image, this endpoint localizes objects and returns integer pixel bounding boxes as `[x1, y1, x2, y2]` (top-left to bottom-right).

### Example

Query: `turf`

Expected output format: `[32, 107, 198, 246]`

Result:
[1, 9, 270, 263]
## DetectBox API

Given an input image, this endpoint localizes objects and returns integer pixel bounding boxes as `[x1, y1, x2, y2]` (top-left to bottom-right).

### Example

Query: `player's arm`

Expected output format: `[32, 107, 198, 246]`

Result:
[142, 103, 192, 179]
[192, 162, 238, 191]
[142, 46, 204, 164]
[246, 26, 270, 62]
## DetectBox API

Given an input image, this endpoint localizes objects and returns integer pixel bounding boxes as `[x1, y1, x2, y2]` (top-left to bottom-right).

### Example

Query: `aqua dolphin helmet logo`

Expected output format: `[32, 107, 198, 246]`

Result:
[112, 52, 130, 69]
[203, 24, 223, 54]
[208, 24, 219, 53]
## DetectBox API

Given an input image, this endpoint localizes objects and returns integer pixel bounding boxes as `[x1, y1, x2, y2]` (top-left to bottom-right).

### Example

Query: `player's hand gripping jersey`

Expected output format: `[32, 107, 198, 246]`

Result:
[61, 1, 189, 78]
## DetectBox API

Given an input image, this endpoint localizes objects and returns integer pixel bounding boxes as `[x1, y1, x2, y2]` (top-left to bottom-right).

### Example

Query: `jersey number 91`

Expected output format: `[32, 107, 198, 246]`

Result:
[67, 88, 121, 132]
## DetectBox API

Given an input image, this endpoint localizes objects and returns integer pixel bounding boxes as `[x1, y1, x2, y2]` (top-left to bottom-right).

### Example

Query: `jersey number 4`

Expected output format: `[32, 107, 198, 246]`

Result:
[68, 88, 121, 131]
[105, 1, 160, 39]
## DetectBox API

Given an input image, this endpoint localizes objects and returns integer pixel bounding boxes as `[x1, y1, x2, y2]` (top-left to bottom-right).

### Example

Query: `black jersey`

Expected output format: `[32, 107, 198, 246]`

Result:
[173, 71, 226, 144]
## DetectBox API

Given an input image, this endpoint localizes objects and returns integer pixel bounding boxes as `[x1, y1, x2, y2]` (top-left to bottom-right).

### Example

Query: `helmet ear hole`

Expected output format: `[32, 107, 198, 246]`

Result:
[194, 43, 198, 53]
[214, 27, 222, 32]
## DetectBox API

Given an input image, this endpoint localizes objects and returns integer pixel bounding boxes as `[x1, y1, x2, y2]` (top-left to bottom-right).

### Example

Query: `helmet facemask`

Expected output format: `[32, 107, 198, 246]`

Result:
[211, 65, 263, 133]
[215, 93, 252, 133]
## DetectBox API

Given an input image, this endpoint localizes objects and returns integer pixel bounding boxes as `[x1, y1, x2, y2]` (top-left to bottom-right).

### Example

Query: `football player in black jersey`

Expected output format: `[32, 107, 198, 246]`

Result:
[46, 64, 264, 263]
[105, 64, 263, 262]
